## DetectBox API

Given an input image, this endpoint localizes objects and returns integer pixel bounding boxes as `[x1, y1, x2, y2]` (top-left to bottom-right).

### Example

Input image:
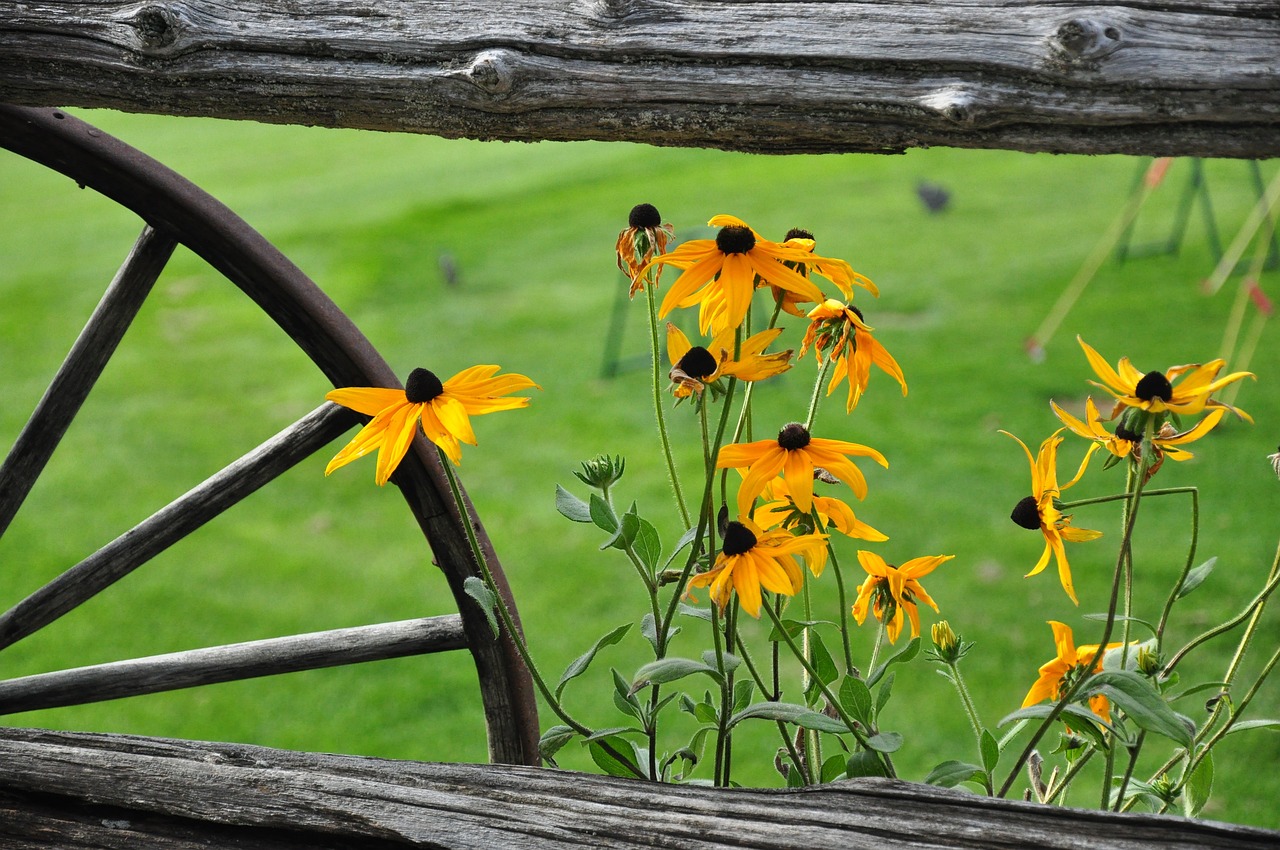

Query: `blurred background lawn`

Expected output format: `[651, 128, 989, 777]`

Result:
[1, 111, 1276, 827]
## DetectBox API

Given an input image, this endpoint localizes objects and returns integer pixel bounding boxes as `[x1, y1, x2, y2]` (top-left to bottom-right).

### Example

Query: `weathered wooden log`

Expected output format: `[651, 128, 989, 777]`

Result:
[0, 728, 1276, 849]
[0, 616, 467, 715]
[1, 1, 1277, 158]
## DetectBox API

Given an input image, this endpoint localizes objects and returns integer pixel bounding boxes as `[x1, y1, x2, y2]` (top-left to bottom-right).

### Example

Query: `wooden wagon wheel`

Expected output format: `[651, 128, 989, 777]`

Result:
[0, 104, 540, 766]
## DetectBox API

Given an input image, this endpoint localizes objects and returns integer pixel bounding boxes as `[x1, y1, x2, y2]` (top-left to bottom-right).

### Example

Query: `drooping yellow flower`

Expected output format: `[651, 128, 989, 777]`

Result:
[1077, 336, 1253, 422]
[851, 550, 953, 644]
[717, 422, 888, 519]
[616, 203, 675, 296]
[768, 229, 879, 317]
[1022, 621, 1126, 724]
[1003, 430, 1101, 605]
[1051, 397, 1225, 472]
[643, 215, 834, 335]
[688, 516, 827, 617]
[325, 365, 539, 483]
[666, 323, 792, 399]
[800, 299, 907, 413]
[753, 477, 888, 555]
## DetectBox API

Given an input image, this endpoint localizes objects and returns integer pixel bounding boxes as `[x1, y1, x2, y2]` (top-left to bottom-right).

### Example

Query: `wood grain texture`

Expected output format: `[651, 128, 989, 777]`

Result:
[0, 616, 467, 715]
[1, 1, 1277, 157]
[1, 728, 1277, 849]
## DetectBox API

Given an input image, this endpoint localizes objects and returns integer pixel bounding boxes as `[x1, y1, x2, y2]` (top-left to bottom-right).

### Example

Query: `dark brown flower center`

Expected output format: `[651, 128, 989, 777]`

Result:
[1010, 496, 1042, 530]
[1135, 370, 1173, 402]
[1115, 423, 1142, 442]
[778, 422, 811, 450]
[404, 368, 445, 403]
[677, 346, 717, 379]
[784, 227, 814, 242]
[850, 305, 865, 323]
[629, 203, 661, 229]
[722, 521, 757, 557]
[716, 225, 756, 255]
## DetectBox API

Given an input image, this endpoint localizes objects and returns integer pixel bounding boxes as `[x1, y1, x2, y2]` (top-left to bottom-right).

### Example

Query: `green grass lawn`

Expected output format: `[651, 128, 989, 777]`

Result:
[1, 110, 1277, 827]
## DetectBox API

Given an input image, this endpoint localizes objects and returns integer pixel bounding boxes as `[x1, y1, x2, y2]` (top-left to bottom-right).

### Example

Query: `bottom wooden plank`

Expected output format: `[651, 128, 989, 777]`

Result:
[0, 727, 1275, 849]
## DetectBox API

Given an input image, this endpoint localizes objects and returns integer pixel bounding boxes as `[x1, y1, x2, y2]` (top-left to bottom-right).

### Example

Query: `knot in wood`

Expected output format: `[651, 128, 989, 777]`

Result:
[920, 87, 978, 127]
[465, 50, 515, 95]
[131, 4, 181, 50]
[1051, 18, 1122, 62]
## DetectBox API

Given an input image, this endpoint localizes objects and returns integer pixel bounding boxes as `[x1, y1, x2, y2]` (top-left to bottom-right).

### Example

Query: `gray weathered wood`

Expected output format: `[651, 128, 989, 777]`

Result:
[0, 226, 175, 542]
[0, 1, 1277, 158]
[0, 402, 357, 651]
[0, 615, 466, 715]
[0, 728, 1276, 849]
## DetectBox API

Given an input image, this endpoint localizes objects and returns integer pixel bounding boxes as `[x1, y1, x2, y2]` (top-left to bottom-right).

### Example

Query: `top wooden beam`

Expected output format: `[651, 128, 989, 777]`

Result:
[1, 1, 1278, 158]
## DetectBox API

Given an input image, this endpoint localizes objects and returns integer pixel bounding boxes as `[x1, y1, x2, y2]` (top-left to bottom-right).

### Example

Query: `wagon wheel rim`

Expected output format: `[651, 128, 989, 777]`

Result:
[0, 104, 539, 765]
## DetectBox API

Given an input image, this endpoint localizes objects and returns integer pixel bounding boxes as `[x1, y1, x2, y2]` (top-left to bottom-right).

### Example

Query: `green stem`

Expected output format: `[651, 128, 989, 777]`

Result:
[805, 358, 833, 431]
[644, 279, 690, 529]
[439, 455, 644, 778]
[1043, 749, 1096, 805]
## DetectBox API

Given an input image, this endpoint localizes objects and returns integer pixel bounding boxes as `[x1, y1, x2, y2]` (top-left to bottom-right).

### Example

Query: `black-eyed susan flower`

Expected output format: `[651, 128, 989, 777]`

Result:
[1003, 430, 1100, 605]
[616, 203, 675, 296]
[325, 365, 539, 484]
[851, 550, 953, 644]
[769, 229, 879, 317]
[753, 477, 888, 548]
[644, 215, 833, 335]
[688, 515, 827, 617]
[1077, 336, 1253, 422]
[666, 323, 793, 399]
[1051, 397, 1225, 478]
[1022, 621, 1127, 725]
[800, 299, 907, 413]
[717, 422, 888, 519]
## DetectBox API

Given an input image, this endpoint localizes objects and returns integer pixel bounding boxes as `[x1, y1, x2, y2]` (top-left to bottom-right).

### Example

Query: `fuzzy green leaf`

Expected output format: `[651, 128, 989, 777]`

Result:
[555, 485, 593, 523]
[462, 576, 500, 638]
[1087, 670, 1194, 748]
[556, 623, 632, 700]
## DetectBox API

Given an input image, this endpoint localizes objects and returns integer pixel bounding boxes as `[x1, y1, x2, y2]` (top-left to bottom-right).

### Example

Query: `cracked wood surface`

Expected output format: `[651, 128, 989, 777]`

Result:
[0, 1, 1277, 157]
[1, 728, 1279, 849]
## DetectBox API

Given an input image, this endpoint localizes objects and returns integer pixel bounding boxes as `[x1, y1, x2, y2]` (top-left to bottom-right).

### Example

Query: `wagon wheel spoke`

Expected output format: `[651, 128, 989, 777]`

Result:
[0, 402, 355, 652]
[0, 615, 467, 715]
[0, 225, 175, 541]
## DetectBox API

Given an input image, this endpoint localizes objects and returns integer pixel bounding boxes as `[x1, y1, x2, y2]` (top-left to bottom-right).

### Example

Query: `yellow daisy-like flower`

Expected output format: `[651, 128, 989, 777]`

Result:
[851, 550, 953, 644]
[1003, 430, 1101, 605]
[753, 477, 888, 556]
[717, 422, 888, 519]
[1051, 397, 1225, 476]
[643, 214, 835, 335]
[616, 203, 675, 296]
[325, 365, 539, 483]
[1077, 336, 1253, 422]
[666, 323, 793, 399]
[768, 229, 879, 317]
[688, 516, 827, 617]
[1022, 621, 1126, 725]
[800, 299, 907, 413]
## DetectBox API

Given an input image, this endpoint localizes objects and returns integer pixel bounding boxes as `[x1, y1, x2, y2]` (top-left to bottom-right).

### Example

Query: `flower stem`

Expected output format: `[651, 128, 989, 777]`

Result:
[644, 280, 690, 529]
[805, 358, 833, 431]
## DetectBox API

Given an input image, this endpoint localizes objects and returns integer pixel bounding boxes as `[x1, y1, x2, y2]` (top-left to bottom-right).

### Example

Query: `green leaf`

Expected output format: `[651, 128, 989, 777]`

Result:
[925, 760, 987, 788]
[876, 672, 895, 716]
[868, 637, 921, 687]
[1184, 750, 1213, 817]
[766, 618, 830, 641]
[733, 679, 756, 713]
[866, 731, 903, 753]
[999, 704, 1112, 750]
[846, 750, 890, 779]
[588, 735, 644, 778]
[701, 650, 742, 677]
[726, 701, 849, 734]
[589, 493, 618, 534]
[677, 602, 714, 622]
[980, 729, 1000, 774]
[631, 657, 722, 693]
[601, 507, 640, 551]
[462, 576, 500, 638]
[1177, 556, 1219, 600]
[556, 623, 632, 699]
[538, 725, 576, 762]
[839, 676, 874, 727]
[1087, 670, 1194, 748]
[1225, 718, 1280, 735]
[805, 631, 839, 703]
[632, 515, 663, 572]
[821, 753, 847, 783]
[555, 484, 593, 523]
[1168, 681, 1229, 703]
[795, 711, 851, 735]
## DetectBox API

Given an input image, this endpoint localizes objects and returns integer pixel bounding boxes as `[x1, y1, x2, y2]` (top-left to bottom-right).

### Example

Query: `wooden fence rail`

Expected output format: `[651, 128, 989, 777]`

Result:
[2, 728, 1278, 849]
[1, 1, 1278, 157]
